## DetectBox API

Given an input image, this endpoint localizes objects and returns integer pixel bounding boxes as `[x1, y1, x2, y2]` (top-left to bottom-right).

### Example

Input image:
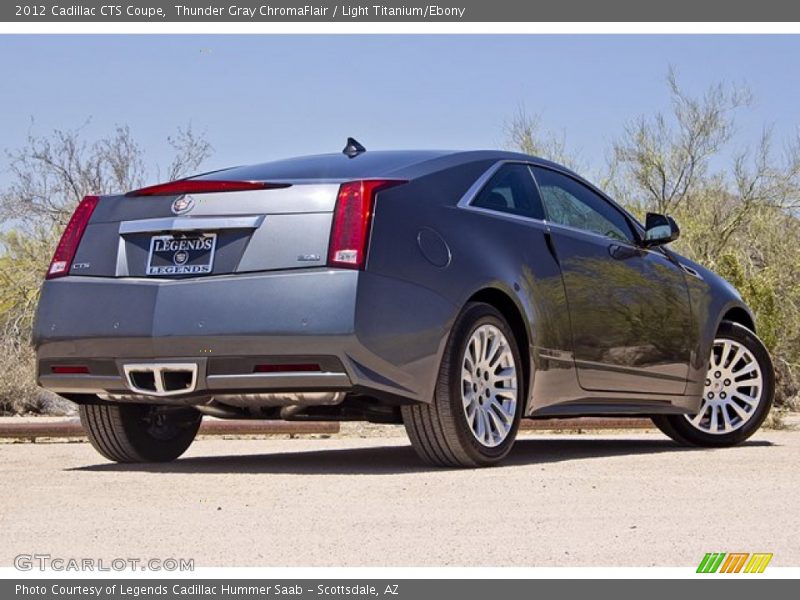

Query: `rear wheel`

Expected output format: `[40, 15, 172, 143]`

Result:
[402, 302, 524, 467]
[79, 403, 201, 463]
[653, 321, 774, 447]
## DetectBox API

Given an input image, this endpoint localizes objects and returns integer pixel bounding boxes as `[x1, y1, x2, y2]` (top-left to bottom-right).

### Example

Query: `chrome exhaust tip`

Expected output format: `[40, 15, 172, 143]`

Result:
[122, 363, 199, 397]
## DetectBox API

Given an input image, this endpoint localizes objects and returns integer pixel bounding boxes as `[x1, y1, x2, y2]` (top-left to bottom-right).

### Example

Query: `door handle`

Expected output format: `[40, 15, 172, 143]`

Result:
[544, 231, 559, 264]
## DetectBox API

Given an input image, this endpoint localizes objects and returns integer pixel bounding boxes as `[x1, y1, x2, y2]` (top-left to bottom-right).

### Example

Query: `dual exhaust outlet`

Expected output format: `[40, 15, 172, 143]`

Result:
[123, 363, 199, 397]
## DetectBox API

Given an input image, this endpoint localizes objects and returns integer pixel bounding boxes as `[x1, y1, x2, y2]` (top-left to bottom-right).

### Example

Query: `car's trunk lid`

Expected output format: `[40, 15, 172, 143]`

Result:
[71, 183, 340, 278]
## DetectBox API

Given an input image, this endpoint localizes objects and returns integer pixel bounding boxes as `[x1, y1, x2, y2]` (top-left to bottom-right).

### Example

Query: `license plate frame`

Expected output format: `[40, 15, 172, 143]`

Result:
[146, 232, 217, 276]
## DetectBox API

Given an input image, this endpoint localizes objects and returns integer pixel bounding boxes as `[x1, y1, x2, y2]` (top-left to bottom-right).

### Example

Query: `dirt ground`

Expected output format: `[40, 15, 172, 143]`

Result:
[2, 425, 798, 567]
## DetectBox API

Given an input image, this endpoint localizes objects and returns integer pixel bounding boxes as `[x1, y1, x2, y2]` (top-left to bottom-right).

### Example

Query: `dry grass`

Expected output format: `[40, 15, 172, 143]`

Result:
[0, 337, 74, 416]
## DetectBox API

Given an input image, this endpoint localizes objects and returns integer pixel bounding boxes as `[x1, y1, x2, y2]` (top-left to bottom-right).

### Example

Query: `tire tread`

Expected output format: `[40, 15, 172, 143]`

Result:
[79, 403, 200, 463]
[402, 302, 523, 468]
[653, 321, 774, 448]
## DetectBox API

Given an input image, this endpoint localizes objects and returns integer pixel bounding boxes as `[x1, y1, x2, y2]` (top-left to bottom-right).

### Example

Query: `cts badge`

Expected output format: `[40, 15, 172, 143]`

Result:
[171, 195, 195, 215]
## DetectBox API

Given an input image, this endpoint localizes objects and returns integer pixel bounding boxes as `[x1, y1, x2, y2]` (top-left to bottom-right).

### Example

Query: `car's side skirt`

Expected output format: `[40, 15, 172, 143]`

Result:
[530, 398, 696, 417]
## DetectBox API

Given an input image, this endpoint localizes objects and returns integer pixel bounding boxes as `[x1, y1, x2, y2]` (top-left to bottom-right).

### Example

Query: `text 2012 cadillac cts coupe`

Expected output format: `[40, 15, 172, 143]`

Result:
[33, 140, 775, 467]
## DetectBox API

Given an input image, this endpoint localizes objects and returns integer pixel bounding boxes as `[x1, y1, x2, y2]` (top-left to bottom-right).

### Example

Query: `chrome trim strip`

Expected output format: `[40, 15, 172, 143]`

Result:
[206, 372, 351, 390]
[119, 215, 265, 235]
[39, 370, 354, 395]
[458, 203, 549, 228]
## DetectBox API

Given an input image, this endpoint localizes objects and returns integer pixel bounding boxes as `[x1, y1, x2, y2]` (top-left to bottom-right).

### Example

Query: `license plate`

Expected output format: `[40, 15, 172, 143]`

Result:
[147, 233, 217, 276]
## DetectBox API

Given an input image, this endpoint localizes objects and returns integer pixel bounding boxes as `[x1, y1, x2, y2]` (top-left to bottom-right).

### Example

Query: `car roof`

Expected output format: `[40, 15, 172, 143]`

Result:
[191, 149, 576, 183]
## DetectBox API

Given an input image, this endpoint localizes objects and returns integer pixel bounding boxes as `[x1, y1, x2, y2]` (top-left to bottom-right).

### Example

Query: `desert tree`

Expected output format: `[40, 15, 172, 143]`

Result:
[503, 104, 582, 172]
[0, 122, 212, 414]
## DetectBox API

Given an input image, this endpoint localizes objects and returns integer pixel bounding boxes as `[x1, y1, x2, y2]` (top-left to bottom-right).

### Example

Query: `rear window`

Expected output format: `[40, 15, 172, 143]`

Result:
[471, 164, 545, 220]
[194, 151, 446, 182]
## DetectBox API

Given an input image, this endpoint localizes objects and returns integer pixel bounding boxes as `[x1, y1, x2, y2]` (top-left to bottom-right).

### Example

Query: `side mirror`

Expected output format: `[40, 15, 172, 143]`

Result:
[642, 212, 680, 247]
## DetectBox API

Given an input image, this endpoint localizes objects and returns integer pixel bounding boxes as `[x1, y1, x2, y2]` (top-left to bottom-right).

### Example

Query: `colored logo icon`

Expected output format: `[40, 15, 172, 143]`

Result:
[697, 552, 773, 573]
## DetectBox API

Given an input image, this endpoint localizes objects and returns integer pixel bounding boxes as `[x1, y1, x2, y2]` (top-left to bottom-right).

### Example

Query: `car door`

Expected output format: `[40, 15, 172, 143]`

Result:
[466, 163, 577, 405]
[530, 166, 693, 395]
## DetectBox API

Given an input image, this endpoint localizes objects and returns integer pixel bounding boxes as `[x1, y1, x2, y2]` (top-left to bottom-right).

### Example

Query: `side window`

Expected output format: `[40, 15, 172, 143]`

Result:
[531, 167, 635, 243]
[471, 164, 545, 220]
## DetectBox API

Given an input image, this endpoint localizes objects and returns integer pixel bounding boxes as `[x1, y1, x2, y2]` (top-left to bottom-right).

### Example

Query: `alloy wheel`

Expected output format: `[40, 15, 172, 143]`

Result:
[461, 324, 518, 447]
[685, 338, 764, 435]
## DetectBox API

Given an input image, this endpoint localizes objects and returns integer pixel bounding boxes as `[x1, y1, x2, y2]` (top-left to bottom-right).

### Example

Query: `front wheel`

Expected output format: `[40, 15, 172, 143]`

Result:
[80, 403, 202, 463]
[402, 302, 524, 468]
[653, 321, 774, 447]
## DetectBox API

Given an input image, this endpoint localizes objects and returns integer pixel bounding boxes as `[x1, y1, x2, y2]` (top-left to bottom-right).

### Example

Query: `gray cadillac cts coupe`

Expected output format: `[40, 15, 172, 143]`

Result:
[33, 141, 775, 467]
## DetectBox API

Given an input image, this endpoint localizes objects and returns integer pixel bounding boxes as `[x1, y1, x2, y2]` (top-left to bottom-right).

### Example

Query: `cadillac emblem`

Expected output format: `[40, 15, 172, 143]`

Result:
[171, 195, 195, 215]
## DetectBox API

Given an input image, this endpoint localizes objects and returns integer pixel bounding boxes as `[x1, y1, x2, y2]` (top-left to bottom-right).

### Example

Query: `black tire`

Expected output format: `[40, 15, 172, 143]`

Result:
[402, 302, 524, 468]
[652, 321, 774, 447]
[79, 403, 202, 463]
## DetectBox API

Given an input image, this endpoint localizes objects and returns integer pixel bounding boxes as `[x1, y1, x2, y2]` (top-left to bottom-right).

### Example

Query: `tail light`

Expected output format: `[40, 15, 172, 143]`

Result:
[46, 195, 99, 279]
[327, 180, 406, 269]
[126, 180, 290, 197]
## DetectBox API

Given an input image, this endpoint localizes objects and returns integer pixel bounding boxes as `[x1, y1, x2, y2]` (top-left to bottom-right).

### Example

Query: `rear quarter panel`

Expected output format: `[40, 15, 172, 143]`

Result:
[357, 160, 572, 409]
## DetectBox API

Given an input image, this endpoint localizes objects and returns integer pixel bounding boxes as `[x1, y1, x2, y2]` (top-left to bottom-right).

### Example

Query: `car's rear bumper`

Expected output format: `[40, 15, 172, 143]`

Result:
[34, 269, 359, 345]
[34, 269, 362, 399]
[37, 355, 354, 398]
[33, 269, 454, 404]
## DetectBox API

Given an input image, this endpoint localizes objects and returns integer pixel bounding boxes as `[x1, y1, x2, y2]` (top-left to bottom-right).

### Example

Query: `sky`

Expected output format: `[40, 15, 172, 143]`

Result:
[1, 34, 799, 189]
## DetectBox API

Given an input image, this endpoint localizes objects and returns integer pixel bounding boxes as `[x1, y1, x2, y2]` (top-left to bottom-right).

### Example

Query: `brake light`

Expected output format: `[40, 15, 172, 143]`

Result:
[327, 180, 406, 269]
[51, 365, 90, 374]
[46, 195, 99, 279]
[126, 180, 290, 197]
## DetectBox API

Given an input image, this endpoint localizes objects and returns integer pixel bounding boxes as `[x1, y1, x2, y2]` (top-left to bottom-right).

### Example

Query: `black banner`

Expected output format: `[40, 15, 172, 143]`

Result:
[4, 0, 800, 22]
[4, 579, 793, 600]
